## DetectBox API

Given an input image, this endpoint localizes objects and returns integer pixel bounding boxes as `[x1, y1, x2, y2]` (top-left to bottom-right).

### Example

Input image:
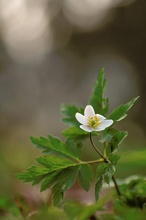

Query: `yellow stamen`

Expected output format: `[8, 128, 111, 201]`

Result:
[88, 116, 101, 129]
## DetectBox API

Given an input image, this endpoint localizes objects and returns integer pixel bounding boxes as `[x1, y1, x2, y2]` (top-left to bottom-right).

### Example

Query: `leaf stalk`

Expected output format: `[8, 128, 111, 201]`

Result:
[89, 133, 121, 197]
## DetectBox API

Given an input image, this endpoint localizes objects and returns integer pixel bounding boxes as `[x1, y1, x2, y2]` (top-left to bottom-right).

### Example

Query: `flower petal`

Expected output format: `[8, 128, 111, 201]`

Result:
[80, 125, 92, 132]
[75, 113, 86, 124]
[101, 119, 113, 128]
[94, 126, 105, 132]
[84, 105, 95, 117]
[95, 119, 113, 131]
[96, 114, 106, 122]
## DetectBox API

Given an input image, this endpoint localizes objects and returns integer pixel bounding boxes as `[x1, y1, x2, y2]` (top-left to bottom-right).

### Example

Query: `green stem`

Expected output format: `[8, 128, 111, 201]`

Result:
[103, 141, 107, 158]
[112, 175, 121, 197]
[89, 133, 107, 161]
[80, 158, 104, 165]
[89, 133, 121, 197]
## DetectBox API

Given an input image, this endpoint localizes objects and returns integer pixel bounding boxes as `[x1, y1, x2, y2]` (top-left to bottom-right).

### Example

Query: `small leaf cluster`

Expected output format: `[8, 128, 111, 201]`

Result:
[16, 68, 139, 205]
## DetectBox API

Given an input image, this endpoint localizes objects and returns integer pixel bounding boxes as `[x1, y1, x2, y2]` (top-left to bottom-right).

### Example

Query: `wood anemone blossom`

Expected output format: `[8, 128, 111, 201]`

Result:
[75, 105, 113, 132]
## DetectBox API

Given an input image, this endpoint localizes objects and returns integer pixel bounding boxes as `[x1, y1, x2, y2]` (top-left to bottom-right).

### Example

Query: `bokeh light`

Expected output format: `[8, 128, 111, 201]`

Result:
[0, 0, 52, 63]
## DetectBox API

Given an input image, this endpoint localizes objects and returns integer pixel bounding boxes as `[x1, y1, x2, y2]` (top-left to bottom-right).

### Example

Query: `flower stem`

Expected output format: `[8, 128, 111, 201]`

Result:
[89, 133, 121, 197]
[112, 175, 121, 197]
[89, 133, 106, 161]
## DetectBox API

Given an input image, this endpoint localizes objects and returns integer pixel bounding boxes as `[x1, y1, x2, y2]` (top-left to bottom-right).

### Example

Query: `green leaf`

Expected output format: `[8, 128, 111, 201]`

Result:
[30, 135, 79, 160]
[40, 171, 58, 192]
[51, 167, 78, 205]
[108, 154, 121, 165]
[16, 166, 50, 182]
[95, 175, 104, 201]
[109, 131, 128, 153]
[78, 164, 94, 192]
[32, 174, 48, 186]
[101, 129, 128, 153]
[109, 96, 139, 122]
[90, 68, 109, 116]
[61, 104, 84, 127]
[95, 163, 115, 200]
[66, 140, 83, 160]
[36, 155, 75, 170]
[62, 127, 89, 143]
[96, 163, 109, 177]
[100, 128, 119, 143]
[104, 164, 115, 184]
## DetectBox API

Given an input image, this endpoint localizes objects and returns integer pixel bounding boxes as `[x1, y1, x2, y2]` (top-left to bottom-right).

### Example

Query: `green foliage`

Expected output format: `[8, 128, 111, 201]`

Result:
[90, 68, 109, 116]
[95, 163, 115, 200]
[17, 68, 140, 208]
[61, 104, 83, 127]
[98, 199, 146, 220]
[36, 155, 75, 169]
[101, 129, 128, 153]
[120, 178, 146, 209]
[113, 204, 146, 220]
[65, 140, 83, 160]
[62, 127, 89, 143]
[17, 136, 95, 205]
[78, 164, 94, 191]
[30, 135, 79, 160]
[108, 154, 121, 166]
[51, 167, 78, 205]
[109, 96, 139, 122]
[109, 130, 128, 153]
[16, 166, 50, 182]
[109, 131, 128, 153]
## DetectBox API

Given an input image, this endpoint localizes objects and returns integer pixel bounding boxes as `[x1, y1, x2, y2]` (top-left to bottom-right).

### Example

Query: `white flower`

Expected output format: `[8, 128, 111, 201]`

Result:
[75, 105, 113, 132]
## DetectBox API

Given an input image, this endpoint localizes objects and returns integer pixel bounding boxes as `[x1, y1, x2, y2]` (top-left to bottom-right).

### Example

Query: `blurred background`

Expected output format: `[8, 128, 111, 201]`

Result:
[0, 0, 146, 203]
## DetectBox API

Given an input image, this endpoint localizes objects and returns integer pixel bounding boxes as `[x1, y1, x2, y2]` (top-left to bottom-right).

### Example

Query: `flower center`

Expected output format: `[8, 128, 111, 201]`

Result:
[87, 116, 101, 129]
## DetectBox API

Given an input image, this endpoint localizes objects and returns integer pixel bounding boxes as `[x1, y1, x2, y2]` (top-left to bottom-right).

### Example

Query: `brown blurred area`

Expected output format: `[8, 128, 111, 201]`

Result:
[0, 0, 146, 197]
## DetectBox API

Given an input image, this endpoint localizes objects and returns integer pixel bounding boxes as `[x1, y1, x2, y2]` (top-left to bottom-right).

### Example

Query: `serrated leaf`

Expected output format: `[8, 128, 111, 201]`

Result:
[109, 131, 128, 153]
[100, 128, 119, 143]
[78, 164, 94, 192]
[52, 187, 64, 206]
[62, 127, 89, 143]
[90, 68, 109, 116]
[96, 163, 109, 178]
[109, 96, 139, 122]
[32, 174, 48, 186]
[95, 163, 112, 200]
[61, 104, 83, 127]
[41, 171, 58, 192]
[95, 176, 104, 201]
[16, 166, 49, 182]
[16, 171, 34, 182]
[66, 140, 83, 160]
[104, 164, 115, 184]
[108, 154, 121, 165]
[30, 135, 78, 160]
[36, 155, 75, 170]
[52, 167, 78, 205]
